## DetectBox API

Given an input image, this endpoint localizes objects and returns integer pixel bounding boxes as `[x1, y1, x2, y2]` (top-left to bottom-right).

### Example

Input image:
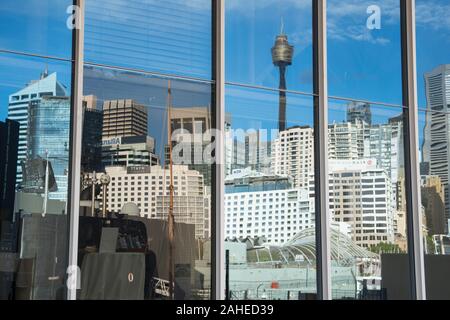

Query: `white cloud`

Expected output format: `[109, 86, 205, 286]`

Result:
[327, 0, 399, 45]
[226, 0, 398, 45]
[327, 0, 450, 44]
[416, 0, 450, 32]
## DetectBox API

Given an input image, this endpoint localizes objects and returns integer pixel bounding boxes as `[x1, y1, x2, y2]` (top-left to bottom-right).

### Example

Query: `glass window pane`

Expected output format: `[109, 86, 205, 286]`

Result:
[84, 0, 212, 79]
[78, 65, 212, 300]
[226, 0, 313, 93]
[416, 0, 450, 299]
[327, 0, 402, 105]
[328, 99, 412, 300]
[0, 52, 72, 299]
[225, 84, 317, 300]
[0, 0, 73, 58]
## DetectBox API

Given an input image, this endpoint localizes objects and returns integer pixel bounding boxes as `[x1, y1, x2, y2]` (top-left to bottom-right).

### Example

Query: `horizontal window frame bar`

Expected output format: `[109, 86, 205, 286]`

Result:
[83, 60, 214, 85]
[0, 48, 73, 63]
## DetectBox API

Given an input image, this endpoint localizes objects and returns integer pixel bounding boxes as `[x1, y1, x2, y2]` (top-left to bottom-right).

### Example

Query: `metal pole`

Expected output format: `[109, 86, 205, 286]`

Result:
[91, 171, 96, 216]
[167, 80, 175, 300]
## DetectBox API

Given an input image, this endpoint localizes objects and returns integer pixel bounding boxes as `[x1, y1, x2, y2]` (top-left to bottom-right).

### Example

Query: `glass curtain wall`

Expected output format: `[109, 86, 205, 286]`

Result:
[327, 0, 412, 299]
[76, 0, 214, 300]
[0, 0, 74, 300]
[225, 0, 318, 300]
[416, 0, 450, 299]
[0, 0, 445, 301]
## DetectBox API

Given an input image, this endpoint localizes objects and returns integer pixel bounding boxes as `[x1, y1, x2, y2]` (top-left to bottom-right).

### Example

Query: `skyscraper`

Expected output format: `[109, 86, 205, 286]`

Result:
[369, 121, 403, 185]
[424, 64, 450, 223]
[328, 120, 369, 160]
[347, 101, 372, 125]
[81, 95, 103, 173]
[271, 126, 314, 189]
[244, 131, 272, 173]
[0, 119, 19, 221]
[226, 130, 272, 175]
[329, 159, 395, 248]
[7, 71, 67, 185]
[272, 22, 294, 132]
[102, 99, 148, 139]
[27, 96, 70, 201]
[166, 107, 214, 186]
[421, 176, 446, 236]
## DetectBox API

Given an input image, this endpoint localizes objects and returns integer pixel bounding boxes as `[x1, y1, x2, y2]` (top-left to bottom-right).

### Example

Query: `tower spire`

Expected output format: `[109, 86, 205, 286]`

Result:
[272, 19, 294, 132]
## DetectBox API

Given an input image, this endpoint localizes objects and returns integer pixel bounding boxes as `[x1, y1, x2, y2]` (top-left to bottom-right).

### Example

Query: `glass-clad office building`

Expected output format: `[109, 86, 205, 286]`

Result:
[0, 0, 449, 300]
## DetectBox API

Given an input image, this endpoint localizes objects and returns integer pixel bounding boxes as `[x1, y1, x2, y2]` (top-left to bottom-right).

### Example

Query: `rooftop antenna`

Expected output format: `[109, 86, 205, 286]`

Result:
[280, 16, 285, 35]
[41, 64, 49, 79]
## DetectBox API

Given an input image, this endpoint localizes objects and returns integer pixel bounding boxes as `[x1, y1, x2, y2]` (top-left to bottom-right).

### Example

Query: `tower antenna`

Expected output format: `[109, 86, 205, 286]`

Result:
[271, 21, 294, 132]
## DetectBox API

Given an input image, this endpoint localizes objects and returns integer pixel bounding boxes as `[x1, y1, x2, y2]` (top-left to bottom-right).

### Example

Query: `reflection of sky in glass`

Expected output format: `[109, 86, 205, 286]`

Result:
[0, 54, 72, 121]
[226, 0, 313, 93]
[0, 0, 72, 58]
[0, 0, 448, 135]
[327, 0, 403, 105]
[84, 0, 212, 79]
[416, 0, 450, 108]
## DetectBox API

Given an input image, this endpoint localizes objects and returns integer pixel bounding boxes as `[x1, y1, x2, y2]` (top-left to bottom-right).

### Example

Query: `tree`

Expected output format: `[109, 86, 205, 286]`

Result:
[369, 242, 405, 254]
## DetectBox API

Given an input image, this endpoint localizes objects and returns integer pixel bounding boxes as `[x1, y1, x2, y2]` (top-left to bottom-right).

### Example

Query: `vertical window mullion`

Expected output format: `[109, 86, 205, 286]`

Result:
[401, 0, 426, 300]
[212, 0, 225, 300]
[313, 0, 331, 300]
[67, 0, 85, 301]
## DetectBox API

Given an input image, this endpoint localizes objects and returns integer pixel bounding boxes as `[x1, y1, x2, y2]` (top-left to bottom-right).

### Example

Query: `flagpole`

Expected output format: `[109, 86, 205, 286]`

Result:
[167, 80, 175, 300]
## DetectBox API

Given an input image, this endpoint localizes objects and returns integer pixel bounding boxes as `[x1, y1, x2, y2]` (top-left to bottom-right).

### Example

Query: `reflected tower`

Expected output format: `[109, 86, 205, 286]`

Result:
[272, 19, 294, 132]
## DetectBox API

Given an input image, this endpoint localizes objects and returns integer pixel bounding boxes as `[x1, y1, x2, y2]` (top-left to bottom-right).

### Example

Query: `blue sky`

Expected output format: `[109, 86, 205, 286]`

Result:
[225, 0, 450, 133]
[0, 0, 449, 144]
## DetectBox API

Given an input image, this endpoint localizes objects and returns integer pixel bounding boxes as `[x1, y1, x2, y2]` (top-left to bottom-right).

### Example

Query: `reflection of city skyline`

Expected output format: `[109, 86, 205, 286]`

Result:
[1, 0, 450, 302]
[1, 60, 450, 301]
[2, 63, 447, 232]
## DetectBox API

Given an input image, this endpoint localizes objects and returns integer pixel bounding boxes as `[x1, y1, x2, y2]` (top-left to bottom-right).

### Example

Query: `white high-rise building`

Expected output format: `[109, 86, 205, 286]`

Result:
[369, 120, 403, 185]
[424, 64, 450, 222]
[225, 188, 313, 245]
[329, 159, 395, 248]
[7, 71, 67, 185]
[328, 120, 369, 160]
[226, 129, 271, 175]
[104, 165, 209, 238]
[224, 167, 313, 244]
[271, 126, 314, 189]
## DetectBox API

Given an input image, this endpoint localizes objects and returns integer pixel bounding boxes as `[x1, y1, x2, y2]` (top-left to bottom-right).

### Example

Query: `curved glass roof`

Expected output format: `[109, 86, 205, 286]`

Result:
[246, 227, 380, 267]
